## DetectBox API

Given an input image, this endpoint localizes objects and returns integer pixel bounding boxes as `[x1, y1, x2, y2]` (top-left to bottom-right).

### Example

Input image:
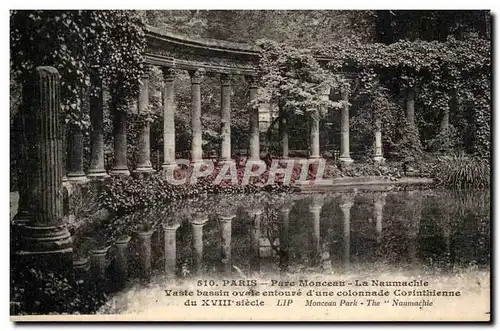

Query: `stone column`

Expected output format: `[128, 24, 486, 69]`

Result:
[249, 209, 263, 274]
[12, 97, 31, 227]
[220, 74, 233, 163]
[16, 67, 72, 273]
[110, 97, 130, 176]
[340, 89, 353, 163]
[440, 107, 450, 133]
[248, 76, 260, 160]
[310, 107, 321, 159]
[373, 193, 386, 244]
[73, 257, 90, 282]
[310, 196, 324, 265]
[406, 87, 416, 128]
[191, 213, 208, 275]
[114, 236, 131, 286]
[162, 68, 177, 171]
[340, 196, 354, 267]
[67, 122, 88, 182]
[90, 246, 110, 286]
[134, 65, 154, 173]
[163, 223, 180, 279]
[373, 118, 385, 162]
[87, 73, 109, 178]
[220, 215, 235, 274]
[189, 70, 203, 163]
[279, 112, 289, 159]
[279, 204, 291, 272]
[136, 229, 154, 280]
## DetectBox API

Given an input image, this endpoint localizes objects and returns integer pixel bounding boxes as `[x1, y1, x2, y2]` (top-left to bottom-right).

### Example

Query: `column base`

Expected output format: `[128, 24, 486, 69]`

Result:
[309, 155, 321, 159]
[161, 163, 178, 171]
[67, 172, 90, 183]
[133, 165, 155, 174]
[110, 167, 130, 176]
[16, 223, 73, 255]
[339, 156, 354, 164]
[87, 168, 110, 179]
[62, 175, 69, 183]
[373, 156, 386, 163]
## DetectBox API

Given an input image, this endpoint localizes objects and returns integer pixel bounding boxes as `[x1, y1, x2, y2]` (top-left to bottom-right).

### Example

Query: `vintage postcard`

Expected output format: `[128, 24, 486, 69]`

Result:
[9, 9, 491, 322]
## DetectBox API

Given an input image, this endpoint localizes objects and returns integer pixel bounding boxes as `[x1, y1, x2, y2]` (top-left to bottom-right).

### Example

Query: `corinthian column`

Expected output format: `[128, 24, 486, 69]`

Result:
[310, 107, 320, 159]
[16, 67, 72, 272]
[110, 95, 130, 176]
[87, 72, 109, 178]
[163, 222, 180, 279]
[220, 215, 235, 274]
[247, 76, 260, 160]
[189, 70, 203, 163]
[67, 122, 88, 182]
[191, 213, 208, 275]
[134, 65, 154, 173]
[406, 86, 416, 128]
[340, 195, 354, 267]
[340, 89, 353, 164]
[220, 74, 233, 163]
[373, 118, 385, 162]
[162, 67, 177, 171]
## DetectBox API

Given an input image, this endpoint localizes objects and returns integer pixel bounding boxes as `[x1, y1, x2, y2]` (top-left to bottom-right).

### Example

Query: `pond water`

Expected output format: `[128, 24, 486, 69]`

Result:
[73, 188, 491, 318]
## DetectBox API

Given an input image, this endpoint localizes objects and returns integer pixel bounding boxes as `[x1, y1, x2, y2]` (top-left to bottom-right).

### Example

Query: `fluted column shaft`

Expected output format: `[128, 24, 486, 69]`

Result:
[190, 71, 203, 162]
[30, 67, 64, 226]
[248, 77, 260, 160]
[15, 67, 72, 276]
[340, 90, 353, 163]
[162, 68, 176, 168]
[135, 66, 153, 173]
[220, 74, 232, 161]
[88, 73, 108, 178]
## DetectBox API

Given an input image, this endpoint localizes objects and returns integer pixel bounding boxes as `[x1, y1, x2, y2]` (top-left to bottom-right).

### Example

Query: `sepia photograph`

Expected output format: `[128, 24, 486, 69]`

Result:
[8, 8, 492, 322]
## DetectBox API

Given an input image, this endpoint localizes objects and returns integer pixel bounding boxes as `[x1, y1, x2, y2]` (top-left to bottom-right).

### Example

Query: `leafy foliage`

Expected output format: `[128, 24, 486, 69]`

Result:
[433, 154, 490, 189]
[10, 10, 146, 128]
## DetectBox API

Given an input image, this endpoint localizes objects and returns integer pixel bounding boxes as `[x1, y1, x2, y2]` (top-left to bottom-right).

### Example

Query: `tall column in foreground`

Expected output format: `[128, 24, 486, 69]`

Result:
[189, 70, 203, 163]
[162, 67, 177, 171]
[16, 66, 72, 272]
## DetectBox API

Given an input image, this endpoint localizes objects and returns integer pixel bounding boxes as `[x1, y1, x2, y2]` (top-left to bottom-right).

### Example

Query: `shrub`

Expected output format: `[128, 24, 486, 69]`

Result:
[433, 154, 490, 189]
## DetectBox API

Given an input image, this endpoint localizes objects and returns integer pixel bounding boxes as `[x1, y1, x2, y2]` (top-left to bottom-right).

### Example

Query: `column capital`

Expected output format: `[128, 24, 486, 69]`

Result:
[220, 73, 231, 87]
[246, 75, 259, 88]
[163, 222, 181, 231]
[162, 67, 176, 82]
[189, 70, 204, 84]
[141, 63, 152, 79]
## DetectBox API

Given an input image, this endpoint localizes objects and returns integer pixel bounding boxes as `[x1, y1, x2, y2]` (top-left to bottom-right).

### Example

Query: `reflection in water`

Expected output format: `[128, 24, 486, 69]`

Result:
[163, 223, 179, 279]
[190, 215, 208, 276]
[75, 189, 490, 294]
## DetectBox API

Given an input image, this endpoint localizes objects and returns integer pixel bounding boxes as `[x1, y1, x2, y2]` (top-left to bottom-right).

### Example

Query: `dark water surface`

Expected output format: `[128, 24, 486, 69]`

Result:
[74, 188, 490, 286]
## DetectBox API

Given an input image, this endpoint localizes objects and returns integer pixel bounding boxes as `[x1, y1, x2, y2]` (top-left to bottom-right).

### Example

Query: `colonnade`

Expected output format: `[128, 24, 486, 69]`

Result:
[65, 64, 392, 182]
